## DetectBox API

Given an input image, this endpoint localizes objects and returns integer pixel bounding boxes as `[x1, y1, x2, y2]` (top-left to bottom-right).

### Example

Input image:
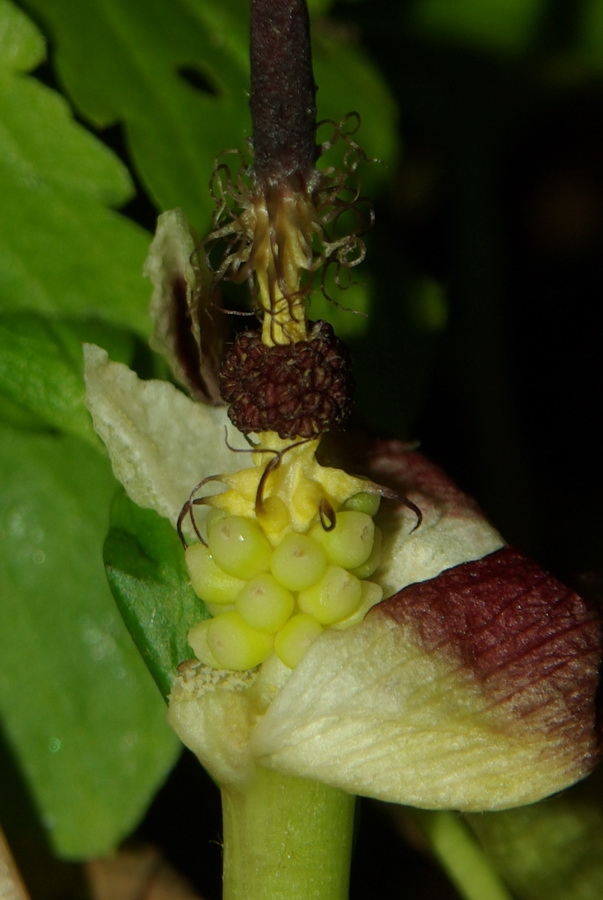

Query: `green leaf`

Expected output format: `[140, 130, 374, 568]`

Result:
[466, 768, 603, 900]
[0, 0, 45, 70]
[0, 0, 151, 335]
[21, 0, 252, 230]
[104, 491, 207, 699]
[409, 0, 547, 56]
[312, 36, 399, 185]
[410, 810, 513, 900]
[0, 312, 137, 442]
[0, 424, 180, 858]
[578, 2, 603, 66]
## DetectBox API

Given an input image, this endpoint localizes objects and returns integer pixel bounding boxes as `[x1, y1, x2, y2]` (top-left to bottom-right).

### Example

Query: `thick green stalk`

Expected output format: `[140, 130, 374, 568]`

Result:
[411, 810, 513, 900]
[221, 767, 355, 900]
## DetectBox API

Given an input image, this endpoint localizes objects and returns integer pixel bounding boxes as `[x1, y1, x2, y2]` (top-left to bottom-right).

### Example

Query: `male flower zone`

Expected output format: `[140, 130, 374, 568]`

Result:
[85, 0, 601, 815]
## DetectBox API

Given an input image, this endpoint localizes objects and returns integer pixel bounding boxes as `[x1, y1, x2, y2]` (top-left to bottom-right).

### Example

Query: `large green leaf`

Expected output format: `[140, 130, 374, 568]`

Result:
[104, 492, 207, 700]
[21, 0, 398, 233]
[409, 0, 546, 56]
[0, 0, 150, 335]
[409, 0, 603, 65]
[466, 768, 603, 900]
[0, 423, 180, 858]
[0, 311, 137, 441]
[0, 0, 44, 70]
[579, 2, 603, 65]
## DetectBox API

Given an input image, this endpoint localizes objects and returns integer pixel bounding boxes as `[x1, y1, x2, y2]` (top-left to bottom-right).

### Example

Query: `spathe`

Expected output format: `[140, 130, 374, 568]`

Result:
[85, 348, 602, 810]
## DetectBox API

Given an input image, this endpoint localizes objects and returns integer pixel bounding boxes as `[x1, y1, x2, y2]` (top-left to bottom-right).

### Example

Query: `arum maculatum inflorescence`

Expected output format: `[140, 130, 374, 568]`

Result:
[84, 0, 602, 813]
[174, 0, 410, 673]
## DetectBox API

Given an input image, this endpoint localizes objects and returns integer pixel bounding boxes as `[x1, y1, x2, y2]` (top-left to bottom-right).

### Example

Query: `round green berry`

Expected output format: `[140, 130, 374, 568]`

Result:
[236, 574, 295, 633]
[205, 601, 236, 617]
[332, 580, 383, 630]
[342, 491, 381, 517]
[311, 510, 375, 569]
[205, 507, 228, 530]
[298, 565, 363, 625]
[275, 614, 324, 668]
[186, 542, 247, 605]
[208, 515, 272, 580]
[187, 620, 220, 667]
[350, 526, 382, 578]
[270, 533, 327, 591]
[206, 610, 274, 671]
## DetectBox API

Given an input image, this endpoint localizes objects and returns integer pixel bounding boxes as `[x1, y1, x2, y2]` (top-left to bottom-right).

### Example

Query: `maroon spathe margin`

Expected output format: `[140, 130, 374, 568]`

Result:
[375, 547, 603, 774]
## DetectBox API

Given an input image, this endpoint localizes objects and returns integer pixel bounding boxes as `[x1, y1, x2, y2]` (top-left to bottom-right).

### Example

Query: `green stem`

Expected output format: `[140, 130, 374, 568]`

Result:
[411, 810, 513, 900]
[221, 767, 355, 900]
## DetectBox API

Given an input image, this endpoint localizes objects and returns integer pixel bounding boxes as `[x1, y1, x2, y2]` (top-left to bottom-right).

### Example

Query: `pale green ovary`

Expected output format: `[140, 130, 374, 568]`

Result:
[185, 492, 383, 671]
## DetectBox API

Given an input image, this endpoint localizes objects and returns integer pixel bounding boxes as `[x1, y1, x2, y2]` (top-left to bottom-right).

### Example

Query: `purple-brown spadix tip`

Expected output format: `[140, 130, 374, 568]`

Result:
[249, 0, 317, 186]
